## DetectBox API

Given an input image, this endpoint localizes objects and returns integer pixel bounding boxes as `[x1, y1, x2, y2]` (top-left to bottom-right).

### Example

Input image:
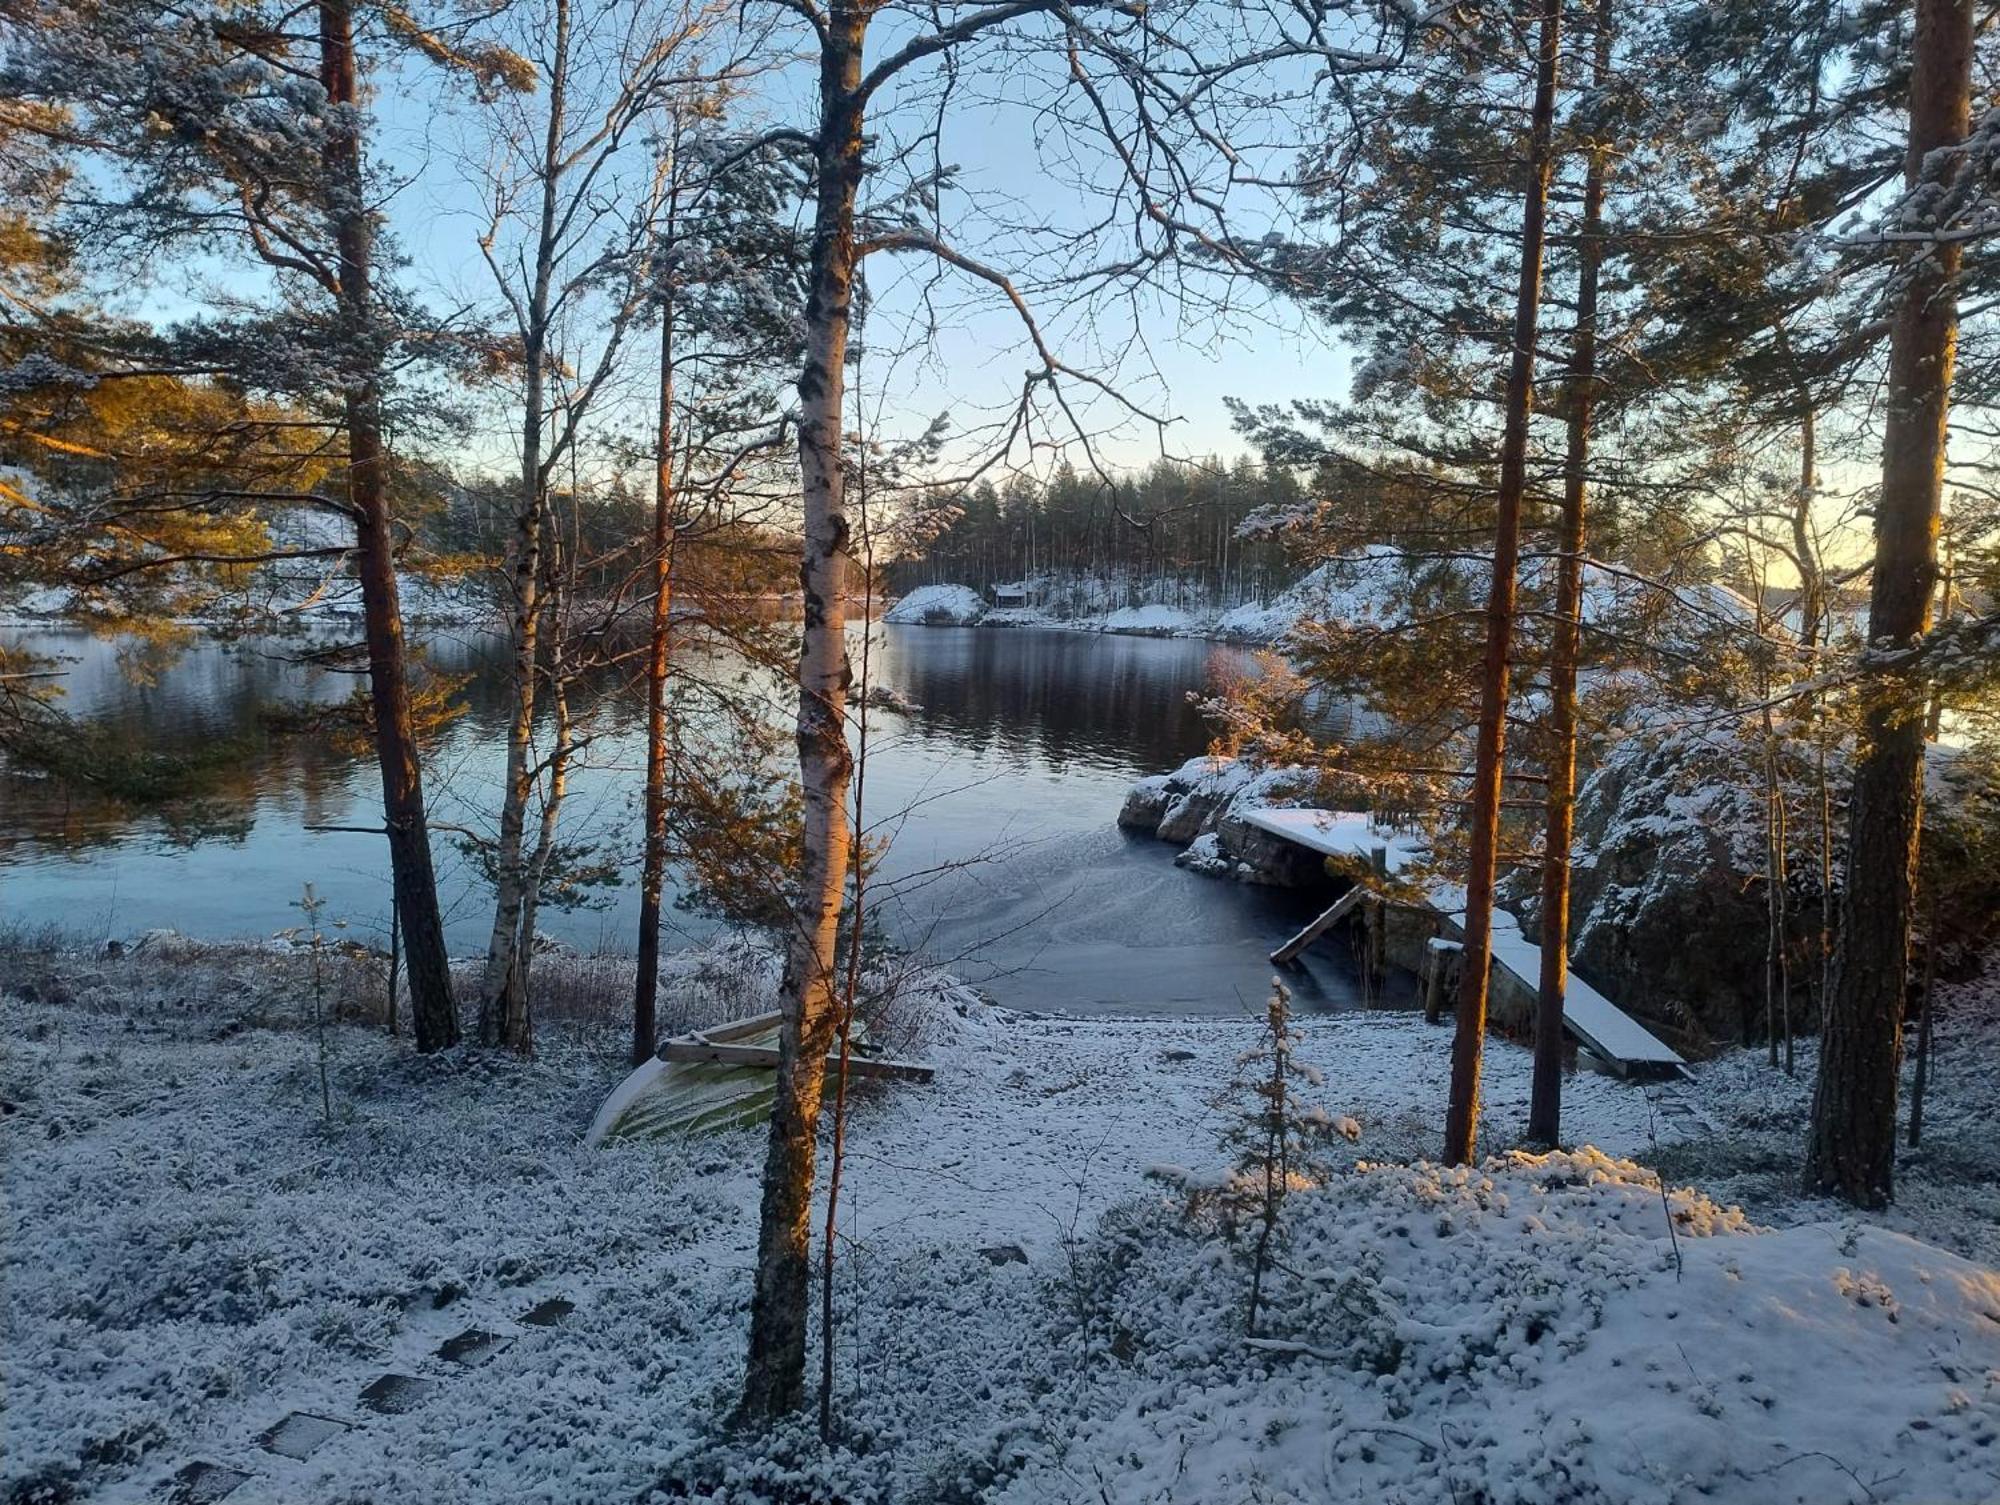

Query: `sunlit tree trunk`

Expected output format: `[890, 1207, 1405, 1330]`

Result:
[1528, 0, 1609, 1150]
[1445, 0, 1561, 1167]
[739, 3, 864, 1421]
[1806, 0, 1969, 1207]
[319, 0, 456, 1052]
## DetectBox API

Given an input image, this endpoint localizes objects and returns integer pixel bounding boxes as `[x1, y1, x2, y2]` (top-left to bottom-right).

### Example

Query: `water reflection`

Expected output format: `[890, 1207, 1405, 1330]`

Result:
[0, 623, 1373, 1014]
[873, 626, 1238, 774]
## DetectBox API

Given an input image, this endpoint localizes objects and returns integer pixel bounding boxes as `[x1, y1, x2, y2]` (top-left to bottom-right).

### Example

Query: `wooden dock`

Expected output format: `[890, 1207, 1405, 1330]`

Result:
[1244, 808, 1686, 1077]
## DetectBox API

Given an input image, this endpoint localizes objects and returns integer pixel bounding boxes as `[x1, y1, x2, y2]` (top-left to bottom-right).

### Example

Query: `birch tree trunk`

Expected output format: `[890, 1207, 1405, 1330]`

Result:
[319, 0, 456, 1052]
[510, 526, 575, 1057]
[1444, 0, 1561, 1167]
[738, 3, 865, 1421]
[633, 299, 677, 1066]
[1528, 0, 1609, 1150]
[480, 0, 572, 1047]
[1805, 0, 1969, 1207]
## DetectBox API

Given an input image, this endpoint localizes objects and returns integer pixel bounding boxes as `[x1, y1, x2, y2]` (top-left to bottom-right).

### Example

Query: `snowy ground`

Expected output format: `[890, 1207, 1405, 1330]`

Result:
[3, 937, 1996, 1504]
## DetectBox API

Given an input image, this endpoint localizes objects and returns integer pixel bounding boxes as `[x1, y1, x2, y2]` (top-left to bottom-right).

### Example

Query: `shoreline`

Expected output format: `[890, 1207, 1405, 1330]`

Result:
[890, 609, 1285, 645]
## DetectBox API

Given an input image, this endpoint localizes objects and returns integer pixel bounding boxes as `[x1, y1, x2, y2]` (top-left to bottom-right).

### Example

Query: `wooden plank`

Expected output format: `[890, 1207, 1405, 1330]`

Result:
[1250, 808, 1683, 1074]
[1270, 886, 1366, 965]
[686, 1011, 785, 1046]
[659, 1040, 936, 1083]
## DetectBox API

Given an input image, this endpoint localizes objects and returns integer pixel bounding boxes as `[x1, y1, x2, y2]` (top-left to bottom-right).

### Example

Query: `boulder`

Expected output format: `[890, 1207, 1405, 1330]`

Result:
[1173, 832, 1232, 877]
[1117, 775, 1175, 833]
[883, 584, 987, 626]
[1122, 756, 1327, 886]
[1215, 809, 1327, 887]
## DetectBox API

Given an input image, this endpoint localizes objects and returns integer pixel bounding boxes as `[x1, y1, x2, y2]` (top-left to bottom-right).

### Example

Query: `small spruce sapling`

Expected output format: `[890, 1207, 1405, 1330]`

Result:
[283, 883, 339, 1124]
[1164, 979, 1360, 1336]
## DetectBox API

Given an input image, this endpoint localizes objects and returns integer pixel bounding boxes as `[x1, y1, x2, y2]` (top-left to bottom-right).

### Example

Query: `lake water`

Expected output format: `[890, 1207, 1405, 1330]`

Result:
[0, 622, 1373, 1014]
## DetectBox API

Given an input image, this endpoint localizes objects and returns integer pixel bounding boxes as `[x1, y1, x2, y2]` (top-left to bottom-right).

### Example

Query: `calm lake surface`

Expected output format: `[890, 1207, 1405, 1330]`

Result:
[0, 623, 1371, 1014]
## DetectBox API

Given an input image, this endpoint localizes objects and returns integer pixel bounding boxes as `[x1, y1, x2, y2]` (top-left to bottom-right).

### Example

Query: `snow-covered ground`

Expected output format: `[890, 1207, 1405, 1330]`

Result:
[3, 937, 1996, 1503]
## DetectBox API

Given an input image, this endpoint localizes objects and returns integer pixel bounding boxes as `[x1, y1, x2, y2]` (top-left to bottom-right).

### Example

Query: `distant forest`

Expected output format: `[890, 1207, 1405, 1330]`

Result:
[888, 457, 1313, 609]
[885, 447, 1732, 614]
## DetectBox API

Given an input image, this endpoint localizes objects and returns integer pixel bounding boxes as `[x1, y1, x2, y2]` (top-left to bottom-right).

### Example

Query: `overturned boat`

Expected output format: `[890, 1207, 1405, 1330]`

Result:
[586, 1011, 936, 1146]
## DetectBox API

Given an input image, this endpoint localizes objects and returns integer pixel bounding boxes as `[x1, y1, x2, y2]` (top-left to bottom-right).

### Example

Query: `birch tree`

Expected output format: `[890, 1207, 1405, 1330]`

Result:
[465, 0, 758, 1052]
[731, 0, 1398, 1421]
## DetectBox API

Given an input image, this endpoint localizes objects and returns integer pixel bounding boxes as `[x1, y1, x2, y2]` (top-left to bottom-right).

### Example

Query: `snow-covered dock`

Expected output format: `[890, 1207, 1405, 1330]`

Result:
[1243, 808, 1686, 1077]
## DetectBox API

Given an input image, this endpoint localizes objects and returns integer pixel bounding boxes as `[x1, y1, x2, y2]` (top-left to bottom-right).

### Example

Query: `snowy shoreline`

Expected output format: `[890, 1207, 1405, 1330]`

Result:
[882, 549, 1770, 647]
[884, 580, 1298, 642]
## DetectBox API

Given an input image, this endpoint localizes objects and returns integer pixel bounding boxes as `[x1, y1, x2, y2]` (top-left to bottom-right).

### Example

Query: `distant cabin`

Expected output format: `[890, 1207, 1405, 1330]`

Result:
[992, 582, 1034, 608]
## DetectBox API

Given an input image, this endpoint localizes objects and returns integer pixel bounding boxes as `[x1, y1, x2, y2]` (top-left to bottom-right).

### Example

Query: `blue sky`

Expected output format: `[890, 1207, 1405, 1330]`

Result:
[354, 2, 1357, 482]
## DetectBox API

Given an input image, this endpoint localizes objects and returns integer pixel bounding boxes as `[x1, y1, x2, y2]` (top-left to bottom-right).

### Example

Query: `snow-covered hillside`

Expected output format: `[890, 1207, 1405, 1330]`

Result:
[888, 549, 1766, 648]
[883, 582, 989, 625]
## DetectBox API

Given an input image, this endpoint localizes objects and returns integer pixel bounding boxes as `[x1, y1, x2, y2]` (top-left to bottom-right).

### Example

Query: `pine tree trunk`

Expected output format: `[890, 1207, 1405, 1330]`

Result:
[1805, 0, 1968, 1208]
[1776, 732, 1792, 1072]
[1529, 0, 1610, 1151]
[319, 0, 456, 1052]
[1445, 0, 1561, 1167]
[738, 8, 865, 1421]
[633, 303, 677, 1067]
[1794, 403, 1836, 1040]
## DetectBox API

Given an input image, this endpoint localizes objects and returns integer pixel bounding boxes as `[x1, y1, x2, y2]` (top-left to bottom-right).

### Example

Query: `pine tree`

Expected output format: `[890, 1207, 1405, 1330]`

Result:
[1, 0, 534, 1050]
[1807, 0, 1975, 1207]
[631, 113, 808, 1066]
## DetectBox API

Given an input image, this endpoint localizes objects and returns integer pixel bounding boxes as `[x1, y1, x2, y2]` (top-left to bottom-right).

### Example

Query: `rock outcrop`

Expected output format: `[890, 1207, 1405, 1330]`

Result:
[884, 584, 987, 625]
[1119, 756, 1327, 886]
[1527, 725, 1819, 1048]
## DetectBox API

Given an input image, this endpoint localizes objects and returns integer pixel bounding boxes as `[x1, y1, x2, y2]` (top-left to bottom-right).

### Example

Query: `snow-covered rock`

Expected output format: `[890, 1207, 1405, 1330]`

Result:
[1173, 830, 1232, 876]
[1562, 728, 1998, 1047]
[1121, 755, 1327, 884]
[884, 583, 988, 625]
[1097, 603, 1197, 635]
[1560, 726, 1782, 1045]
